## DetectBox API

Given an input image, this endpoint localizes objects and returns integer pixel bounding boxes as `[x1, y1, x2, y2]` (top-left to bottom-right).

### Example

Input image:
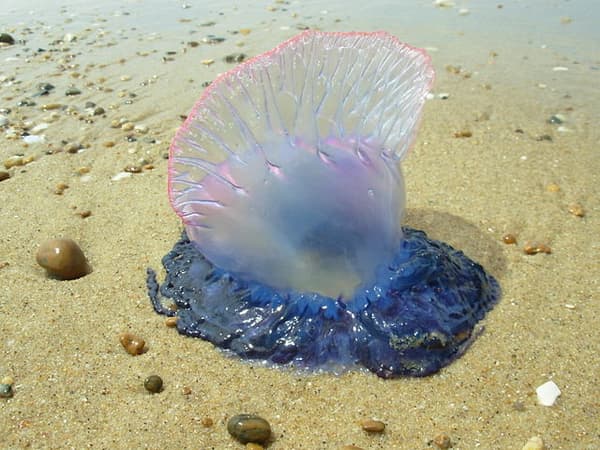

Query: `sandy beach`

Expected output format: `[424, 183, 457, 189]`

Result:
[1, 1, 598, 449]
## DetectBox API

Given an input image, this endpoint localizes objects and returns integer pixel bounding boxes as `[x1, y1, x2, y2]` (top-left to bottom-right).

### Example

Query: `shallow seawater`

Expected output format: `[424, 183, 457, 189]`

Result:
[1, 1, 598, 449]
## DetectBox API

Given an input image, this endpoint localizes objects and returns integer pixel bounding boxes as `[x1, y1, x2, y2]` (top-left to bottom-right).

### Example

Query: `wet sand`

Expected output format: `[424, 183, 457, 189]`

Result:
[1, 1, 598, 449]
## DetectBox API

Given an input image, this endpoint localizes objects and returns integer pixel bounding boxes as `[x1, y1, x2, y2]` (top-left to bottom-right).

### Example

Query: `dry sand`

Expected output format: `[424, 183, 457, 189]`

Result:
[1, 1, 598, 449]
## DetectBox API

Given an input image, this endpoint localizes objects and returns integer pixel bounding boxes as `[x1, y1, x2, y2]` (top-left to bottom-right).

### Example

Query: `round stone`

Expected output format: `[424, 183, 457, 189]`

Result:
[36, 238, 90, 280]
[227, 414, 271, 444]
[144, 375, 163, 393]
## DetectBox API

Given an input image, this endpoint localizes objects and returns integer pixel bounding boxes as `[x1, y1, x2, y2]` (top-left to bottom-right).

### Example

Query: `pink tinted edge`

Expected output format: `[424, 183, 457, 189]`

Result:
[167, 30, 435, 219]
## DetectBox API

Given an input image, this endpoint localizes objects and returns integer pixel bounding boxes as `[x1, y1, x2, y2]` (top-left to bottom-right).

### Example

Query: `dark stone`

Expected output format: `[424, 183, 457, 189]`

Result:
[0, 33, 15, 45]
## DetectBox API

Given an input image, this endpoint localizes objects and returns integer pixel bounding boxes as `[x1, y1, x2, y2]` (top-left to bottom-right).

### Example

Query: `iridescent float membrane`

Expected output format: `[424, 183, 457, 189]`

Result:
[147, 31, 500, 378]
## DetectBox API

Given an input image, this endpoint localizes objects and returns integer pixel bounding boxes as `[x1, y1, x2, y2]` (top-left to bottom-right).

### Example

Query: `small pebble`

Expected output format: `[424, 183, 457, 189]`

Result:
[165, 316, 178, 327]
[121, 122, 134, 131]
[227, 414, 271, 444]
[36, 238, 89, 280]
[0, 33, 15, 45]
[536, 381, 560, 406]
[54, 182, 69, 195]
[502, 233, 517, 244]
[567, 203, 585, 217]
[4, 156, 23, 169]
[360, 419, 385, 433]
[522, 436, 545, 450]
[224, 53, 247, 63]
[523, 242, 551, 255]
[201, 59, 215, 66]
[433, 433, 452, 449]
[76, 210, 92, 218]
[0, 171, 10, 182]
[65, 87, 82, 96]
[0, 115, 9, 126]
[182, 386, 192, 395]
[340, 446, 365, 450]
[124, 165, 142, 173]
[0, 384, 13, 398]
[453, 130, 472, 138]
[547, 114, 565, 125]
[63, 142, 82, 153]
[202, 35, 225, 44]
[134, 124, 149, 134]
[144, 375, 163, 393]
[119, 332, 146, 355]
[1, 376, 14, 385]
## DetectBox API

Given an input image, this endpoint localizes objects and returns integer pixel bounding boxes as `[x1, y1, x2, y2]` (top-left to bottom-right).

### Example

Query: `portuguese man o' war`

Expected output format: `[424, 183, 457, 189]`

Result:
[146, 30, 500, 378]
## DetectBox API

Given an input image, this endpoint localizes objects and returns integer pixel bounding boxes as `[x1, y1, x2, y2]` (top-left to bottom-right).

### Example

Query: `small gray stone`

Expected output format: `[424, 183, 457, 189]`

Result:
[202, 35, 225, 44]
[224, 53, 246, 64]
[65, 87, 82, 96]
[0, 384, 13, 398]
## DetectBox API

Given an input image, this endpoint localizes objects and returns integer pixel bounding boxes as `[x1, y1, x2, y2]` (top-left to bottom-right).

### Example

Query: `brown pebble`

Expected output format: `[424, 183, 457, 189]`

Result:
[340, 446, 365, 450]
[54, 182, 69, 195]
[523, 242, 552, 255]
[227, 414, 271, 444]
[76, 210, 92, 218]
[165, 316, 178, 327]
[567, 203, 585, 217]
[119, 332, 146, 355]
[76, 167, 91, 175]
[124, 165, 142, 173]
[453, 130, 472, 138]
[4, 156, 23, 169]
[0, 171, 10, 181]
[36, 238, 90, 280]
[502, 233, 517, 244]
[182, 386, 192, 395]
[103, 141, 115, 148]
[360, 419, 385, 433]
[63, 142, 82, 153]
[40, 103, 63, 111]
[433, 433, 452, 449]
[201, 417, 214, 427]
